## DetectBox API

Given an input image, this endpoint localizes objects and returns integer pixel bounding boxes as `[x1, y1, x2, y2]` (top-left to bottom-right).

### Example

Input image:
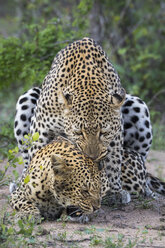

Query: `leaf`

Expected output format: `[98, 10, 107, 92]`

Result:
[18, 219, 24, 229]
[5, 164, 9, 170]
[7, 227, 14, 235]
[28, 238, 36, 244]
[138, 53, 160, 61]
[24, 175, 30, 184]
[18, 156, 24, 165]
[118, 48, 127, 55]
[12, 158, 19, 163]
[96, 228, 105, 232]
[24, 134, 29, 140]
[133, 27, 148, 40]
[114, 15, 120, 22]
[32, 132, 39, 141]
[14, 147, 19, 153]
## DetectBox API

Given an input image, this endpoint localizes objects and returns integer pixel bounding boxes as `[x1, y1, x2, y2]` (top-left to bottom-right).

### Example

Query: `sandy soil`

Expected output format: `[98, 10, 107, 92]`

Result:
[0, 150, 165, 247]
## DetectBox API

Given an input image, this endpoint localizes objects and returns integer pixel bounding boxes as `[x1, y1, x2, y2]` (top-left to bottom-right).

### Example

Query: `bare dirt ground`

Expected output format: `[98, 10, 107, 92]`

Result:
[0, 150, 165, 247]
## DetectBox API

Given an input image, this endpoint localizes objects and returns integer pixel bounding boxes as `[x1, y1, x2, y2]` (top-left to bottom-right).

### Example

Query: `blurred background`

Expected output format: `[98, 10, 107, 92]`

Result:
[0, 0, 165, 157]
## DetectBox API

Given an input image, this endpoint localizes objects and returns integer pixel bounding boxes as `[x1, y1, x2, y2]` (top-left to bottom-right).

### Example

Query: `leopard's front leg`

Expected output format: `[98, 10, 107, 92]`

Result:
[10, 188, 42, 223]
[103, 131, 131, 204]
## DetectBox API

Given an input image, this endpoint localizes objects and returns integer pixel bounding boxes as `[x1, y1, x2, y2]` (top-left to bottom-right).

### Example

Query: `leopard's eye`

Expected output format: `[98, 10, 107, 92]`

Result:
[99, 130, 107, 138]
[82, 189, 88, 194]
[99, 131, 105, 137]
[81, 187, 89, 195]
[99, 125, 111, 137]
[74, 130, 83, 136]
[81, 189, 89, 196]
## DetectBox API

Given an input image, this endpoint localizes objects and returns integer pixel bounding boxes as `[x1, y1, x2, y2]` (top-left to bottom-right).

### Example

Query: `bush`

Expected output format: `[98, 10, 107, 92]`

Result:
[0, 0, 164, 156]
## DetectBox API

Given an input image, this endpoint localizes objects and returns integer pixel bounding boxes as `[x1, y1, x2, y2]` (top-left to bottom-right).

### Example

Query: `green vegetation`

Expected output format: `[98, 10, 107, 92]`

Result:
[0, 146, 20, 187]
[0, 213, 45, 248]
[0, 216, 156, 248]
[0, 0, 164, 155]
[0, 132, 45, 247]
[0, 132, 39, 186]
[0, 2, 164, 244]
[0, 131, 160, 247]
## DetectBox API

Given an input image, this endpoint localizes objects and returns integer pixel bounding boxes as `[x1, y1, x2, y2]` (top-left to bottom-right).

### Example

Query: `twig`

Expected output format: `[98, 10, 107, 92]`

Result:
[147, 89, 165, 106]
[118, 0, 131, 24]
[137, 246, 165, 248]
[47, 237, 91, 246]
[111, 14, 152, 55]
[111, 19, 143, 55]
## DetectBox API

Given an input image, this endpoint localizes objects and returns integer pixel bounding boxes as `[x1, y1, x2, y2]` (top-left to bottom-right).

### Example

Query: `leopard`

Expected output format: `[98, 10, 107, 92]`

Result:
[13, 37, 149, 202]
[14, 87, 41, 170]
[102, 147, 165, 205]
[28, 37, 128, 198]
[13, 88, 153, 201]
[10, 136, 165, 223]
[14, 88, 152, 171]
[122, 94, 152, 160]
[10, 136, 107, 223]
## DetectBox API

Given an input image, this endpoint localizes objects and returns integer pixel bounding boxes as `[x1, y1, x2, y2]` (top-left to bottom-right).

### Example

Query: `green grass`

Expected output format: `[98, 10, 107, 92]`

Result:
[0, 212, 160, 248]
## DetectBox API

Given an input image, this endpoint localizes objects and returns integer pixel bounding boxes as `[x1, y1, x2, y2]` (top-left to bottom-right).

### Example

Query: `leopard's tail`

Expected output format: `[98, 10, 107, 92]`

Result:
[146, 173, 165, 195]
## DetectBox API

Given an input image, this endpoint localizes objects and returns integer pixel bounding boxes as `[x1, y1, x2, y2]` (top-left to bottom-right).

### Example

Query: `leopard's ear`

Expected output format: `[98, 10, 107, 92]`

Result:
[109, 88, 126, 107]
[51, 154, 70, 175]
[58, 90, 73, 114]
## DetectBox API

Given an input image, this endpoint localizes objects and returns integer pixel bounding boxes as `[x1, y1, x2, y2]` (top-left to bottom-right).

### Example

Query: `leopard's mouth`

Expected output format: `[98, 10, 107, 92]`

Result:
[66, 206, 90, 223]
[66, 206, 83, 218]
[94, 149, 108, 162]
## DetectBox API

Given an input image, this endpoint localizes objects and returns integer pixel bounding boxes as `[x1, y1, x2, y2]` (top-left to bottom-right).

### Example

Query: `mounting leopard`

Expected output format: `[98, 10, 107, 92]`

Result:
[13, 37, 153, 202]
[10, 136, 165, 222]
[14, 88, 152, 169]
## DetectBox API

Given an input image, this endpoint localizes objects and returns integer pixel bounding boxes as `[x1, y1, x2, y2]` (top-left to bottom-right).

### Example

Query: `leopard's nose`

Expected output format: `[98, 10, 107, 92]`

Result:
[93, 205, 100, 212]
[94, 149, 108, 161]
[92, 199, 101, 212]
[84, 145, 107, 161]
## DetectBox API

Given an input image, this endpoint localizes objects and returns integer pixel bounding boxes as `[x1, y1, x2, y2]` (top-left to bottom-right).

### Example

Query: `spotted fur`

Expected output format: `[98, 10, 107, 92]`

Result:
[122, 95, 152, 160]
[14, 90, 152, 170]
[10, 137, 165, 222]
[14, 87, 41, 168]
[10, 137, 106, 222]
[14, 37, 127, 197]
[13, 38, 154, 202]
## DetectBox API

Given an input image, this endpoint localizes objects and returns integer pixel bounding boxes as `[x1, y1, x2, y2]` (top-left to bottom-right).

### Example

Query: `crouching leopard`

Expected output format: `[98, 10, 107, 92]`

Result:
[13, 37, 152, 202]
[10, 136, 165, 222]
[10, 137, 107, 223]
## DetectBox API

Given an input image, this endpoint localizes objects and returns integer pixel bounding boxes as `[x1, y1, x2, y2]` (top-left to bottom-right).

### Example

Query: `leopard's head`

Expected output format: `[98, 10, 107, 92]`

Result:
[59, 87, 125, 161]
[50, 146, 104, 215]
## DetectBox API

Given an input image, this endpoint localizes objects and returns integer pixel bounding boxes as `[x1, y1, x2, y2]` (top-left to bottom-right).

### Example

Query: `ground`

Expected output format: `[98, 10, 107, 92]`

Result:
[0, 150, 165, 247]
